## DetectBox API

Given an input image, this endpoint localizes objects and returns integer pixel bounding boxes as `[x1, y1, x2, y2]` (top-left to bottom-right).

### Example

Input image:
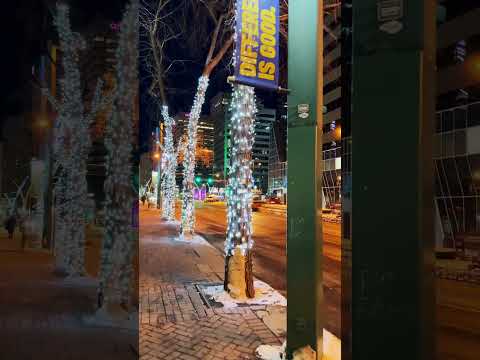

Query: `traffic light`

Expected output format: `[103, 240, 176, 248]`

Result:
[195, 176, 202, 185]
[207, 177, 213, 185]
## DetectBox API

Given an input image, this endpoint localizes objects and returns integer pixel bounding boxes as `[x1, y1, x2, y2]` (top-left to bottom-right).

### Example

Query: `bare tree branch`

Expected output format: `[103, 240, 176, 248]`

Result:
[205, 13, 225, 66]
[203, 34, 234, 76]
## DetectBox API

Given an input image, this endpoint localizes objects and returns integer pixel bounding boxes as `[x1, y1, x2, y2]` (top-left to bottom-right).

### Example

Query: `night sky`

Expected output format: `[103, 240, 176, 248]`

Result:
[0, 0, 128, 138]
[138, 0, 283, 153]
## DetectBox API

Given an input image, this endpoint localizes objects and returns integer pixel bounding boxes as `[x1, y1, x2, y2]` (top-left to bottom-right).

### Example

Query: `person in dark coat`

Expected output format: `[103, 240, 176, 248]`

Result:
[4, 214, 16, 239]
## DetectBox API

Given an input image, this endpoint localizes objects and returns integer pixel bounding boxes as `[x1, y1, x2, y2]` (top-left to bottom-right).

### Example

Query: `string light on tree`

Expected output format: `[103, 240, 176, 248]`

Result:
[98, 0, 138, 309]
[44, 3, 110, 276]
[160, 105, 177, 221]
[224, 84, 256, 298]
[181, 75, 209, 236]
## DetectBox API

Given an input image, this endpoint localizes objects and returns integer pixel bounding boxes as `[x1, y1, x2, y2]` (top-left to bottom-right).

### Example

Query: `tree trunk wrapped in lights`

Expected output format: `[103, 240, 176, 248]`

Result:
[45, 3, 109, 276]
[180, 45, 234, 237]
[160, 105, 177, 221]
[180, 75, 209, 235]
[224, 84, 256, 299]
[98, 0, 138, 312]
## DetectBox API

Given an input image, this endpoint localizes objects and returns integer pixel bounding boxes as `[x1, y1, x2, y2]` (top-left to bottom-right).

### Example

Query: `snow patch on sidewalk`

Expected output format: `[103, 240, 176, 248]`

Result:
[175, 233, 214, 247]
[256, 305, 286, 337]
[83, 306, 138, 330]
[162, 219, 180, 227]
[256, 342, 286, 360]
[323, 329, 341, 360]
[46, 276, 98, 288]
[201, 279, 287, 308]
[255, 331, 341, 360]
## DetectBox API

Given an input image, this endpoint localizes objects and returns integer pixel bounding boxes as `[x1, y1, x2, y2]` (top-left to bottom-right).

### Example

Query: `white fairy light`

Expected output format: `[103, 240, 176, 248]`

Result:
[160, 105, 177, 221]
[45, 3, 106, 276]
[99, 0, 138, 308]
[224, 84, 257, 257]
[181, 75, 209, 235]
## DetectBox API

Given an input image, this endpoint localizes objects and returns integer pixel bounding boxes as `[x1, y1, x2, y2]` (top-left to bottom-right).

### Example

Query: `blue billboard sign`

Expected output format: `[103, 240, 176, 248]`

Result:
[234, 0, 280, 91]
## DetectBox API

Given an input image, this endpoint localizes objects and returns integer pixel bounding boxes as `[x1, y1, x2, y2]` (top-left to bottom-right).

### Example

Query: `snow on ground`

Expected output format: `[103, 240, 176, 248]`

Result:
[201, 279, 287, 308]
[83, 306, 138, 330]
[162, 219, 180, 226]
[45, 276, 99, 288]
[175, 233, 213, 247]
[255, 330, 340, 360]
[255, 306, 286, 337]
[256, 342, 286, 360]
[323, 329, 341, 360]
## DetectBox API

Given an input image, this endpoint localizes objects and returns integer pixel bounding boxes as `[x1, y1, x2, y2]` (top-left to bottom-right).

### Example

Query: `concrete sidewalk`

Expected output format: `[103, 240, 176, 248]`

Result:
[139, 206, 284, 360]
[0, 229, 138, 360]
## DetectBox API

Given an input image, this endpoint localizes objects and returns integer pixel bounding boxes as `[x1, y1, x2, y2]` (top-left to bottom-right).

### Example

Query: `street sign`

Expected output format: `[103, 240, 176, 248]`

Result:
[377, 0, 403, 22]
[379, 20, 403, 34]
[298, 104, 309, 118]
[234, 0, 280, 91]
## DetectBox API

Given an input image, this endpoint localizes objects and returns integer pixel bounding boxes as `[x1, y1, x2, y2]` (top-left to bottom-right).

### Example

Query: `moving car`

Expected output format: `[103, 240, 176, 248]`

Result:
[266, 197, 282, 204]
[205, 194, 220, 202]
[252, 195, 265, 211]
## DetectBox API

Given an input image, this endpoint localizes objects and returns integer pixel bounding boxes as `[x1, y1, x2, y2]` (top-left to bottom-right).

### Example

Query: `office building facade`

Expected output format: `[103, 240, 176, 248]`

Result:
[435, 4, 480, 255]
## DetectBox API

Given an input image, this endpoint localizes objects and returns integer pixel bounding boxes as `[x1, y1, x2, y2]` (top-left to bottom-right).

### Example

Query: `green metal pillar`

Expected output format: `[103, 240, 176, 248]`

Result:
[350, 1, 436, 359]
[287, 1, 324, 358]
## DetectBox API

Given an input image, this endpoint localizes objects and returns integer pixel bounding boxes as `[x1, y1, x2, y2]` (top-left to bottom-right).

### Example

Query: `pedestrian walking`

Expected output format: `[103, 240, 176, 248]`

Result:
[4, 213, 17, 239]
[141, 194, 146, 206]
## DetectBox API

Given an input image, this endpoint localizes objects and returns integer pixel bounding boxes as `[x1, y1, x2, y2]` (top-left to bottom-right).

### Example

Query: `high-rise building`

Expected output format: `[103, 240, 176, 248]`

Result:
[268, 126, 287, 200]
[211, 92, 276, 193]
[253, 103, 276, 193]
[211, 92, 231, 181]
[174, 112, 215, 184]
[322, 2, 343, 209]
[434, 2, 480, 255]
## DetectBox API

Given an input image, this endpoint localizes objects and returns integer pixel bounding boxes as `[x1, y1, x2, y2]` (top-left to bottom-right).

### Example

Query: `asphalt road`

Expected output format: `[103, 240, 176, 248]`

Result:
[190, 202, 342, 339]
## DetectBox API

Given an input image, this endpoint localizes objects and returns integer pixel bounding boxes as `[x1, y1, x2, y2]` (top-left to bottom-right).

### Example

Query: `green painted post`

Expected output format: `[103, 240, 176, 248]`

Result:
[287, 1, 324, 358]
[350, 1, 436, 359]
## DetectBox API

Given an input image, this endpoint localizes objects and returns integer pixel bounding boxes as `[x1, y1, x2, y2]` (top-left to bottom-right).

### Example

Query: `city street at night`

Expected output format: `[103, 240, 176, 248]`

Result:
[1, 0, 480, 359]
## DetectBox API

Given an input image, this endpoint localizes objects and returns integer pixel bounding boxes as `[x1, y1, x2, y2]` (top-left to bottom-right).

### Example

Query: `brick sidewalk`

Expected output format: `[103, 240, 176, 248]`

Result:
[140, 207, 283, 360]
[0, 230, 138, 360]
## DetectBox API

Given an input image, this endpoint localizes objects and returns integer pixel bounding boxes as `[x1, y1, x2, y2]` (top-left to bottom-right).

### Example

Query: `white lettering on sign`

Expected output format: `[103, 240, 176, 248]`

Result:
[298, 104, 309, 113]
